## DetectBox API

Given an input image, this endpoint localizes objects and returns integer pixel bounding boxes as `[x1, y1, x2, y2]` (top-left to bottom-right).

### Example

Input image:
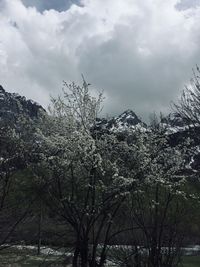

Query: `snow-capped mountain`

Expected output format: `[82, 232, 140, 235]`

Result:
[95, 109, 147, 133]
[160, 113, 200, 173]
[0, 86, 146, 134]
[1, 86, 200, 174]
[161, 113, 190, 134]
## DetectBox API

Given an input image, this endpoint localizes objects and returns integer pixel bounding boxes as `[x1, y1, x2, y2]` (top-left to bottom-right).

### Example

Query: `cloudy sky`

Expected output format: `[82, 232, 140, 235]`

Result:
[0, 0, 200, 120]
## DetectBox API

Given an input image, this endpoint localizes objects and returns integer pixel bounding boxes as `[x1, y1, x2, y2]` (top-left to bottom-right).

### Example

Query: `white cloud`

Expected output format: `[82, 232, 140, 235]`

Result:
[0, 0, 200, 120]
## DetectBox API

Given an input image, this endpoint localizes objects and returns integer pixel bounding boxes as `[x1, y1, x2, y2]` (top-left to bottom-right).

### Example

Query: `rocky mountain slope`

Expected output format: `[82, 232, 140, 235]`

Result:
[0, 85, 197, 137]
[0, 85, 196, 137]
[95, 109, 146, 133]
[0, 86, 147, 134]
[0, 85, 200, 173]
[0, 85, 44, 126]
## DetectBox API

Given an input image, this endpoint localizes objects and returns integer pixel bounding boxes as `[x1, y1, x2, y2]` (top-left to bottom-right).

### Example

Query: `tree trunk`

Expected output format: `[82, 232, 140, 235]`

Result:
[37, 201, 42, 255]
[73, 246, 80, 267]
[80, 239, 89, 267]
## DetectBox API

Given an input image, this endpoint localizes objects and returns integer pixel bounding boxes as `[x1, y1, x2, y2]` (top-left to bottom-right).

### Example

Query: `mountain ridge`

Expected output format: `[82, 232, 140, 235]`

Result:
[0, 85, 45, 125]
[1, 85, 200, 174]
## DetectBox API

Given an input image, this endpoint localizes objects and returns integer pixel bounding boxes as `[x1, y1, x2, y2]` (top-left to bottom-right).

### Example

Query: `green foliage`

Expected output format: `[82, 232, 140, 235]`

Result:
[180, 256, 200, 267]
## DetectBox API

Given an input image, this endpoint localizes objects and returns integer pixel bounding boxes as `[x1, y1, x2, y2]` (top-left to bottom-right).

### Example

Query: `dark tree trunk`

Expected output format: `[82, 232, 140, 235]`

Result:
[80, 239, 89, 267]
[37, 201, 42, 255]
[73, 246, 80, 267]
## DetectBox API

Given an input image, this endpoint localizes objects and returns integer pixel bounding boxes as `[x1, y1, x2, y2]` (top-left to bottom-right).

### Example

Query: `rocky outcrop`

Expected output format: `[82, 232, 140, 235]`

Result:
[0, 85, 45, 126]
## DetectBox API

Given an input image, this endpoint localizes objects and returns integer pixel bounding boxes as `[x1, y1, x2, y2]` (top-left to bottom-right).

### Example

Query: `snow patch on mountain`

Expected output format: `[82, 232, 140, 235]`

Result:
[95, 110, 147, 133]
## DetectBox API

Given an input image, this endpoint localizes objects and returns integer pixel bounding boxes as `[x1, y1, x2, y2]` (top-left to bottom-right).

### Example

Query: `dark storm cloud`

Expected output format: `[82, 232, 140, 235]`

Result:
[21, 0, 80, 12]
[177, 0, 200, 10]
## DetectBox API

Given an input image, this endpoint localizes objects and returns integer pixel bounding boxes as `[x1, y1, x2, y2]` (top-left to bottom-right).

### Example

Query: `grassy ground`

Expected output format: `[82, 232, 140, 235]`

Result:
[0, 248, 200, 267]
[180, 255, 200, 267]
[0, 247, 68, 267]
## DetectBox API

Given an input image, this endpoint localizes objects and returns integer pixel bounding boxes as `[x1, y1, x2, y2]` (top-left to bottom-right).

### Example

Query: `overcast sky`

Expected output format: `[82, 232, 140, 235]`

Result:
[0, 0, 200, 120]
